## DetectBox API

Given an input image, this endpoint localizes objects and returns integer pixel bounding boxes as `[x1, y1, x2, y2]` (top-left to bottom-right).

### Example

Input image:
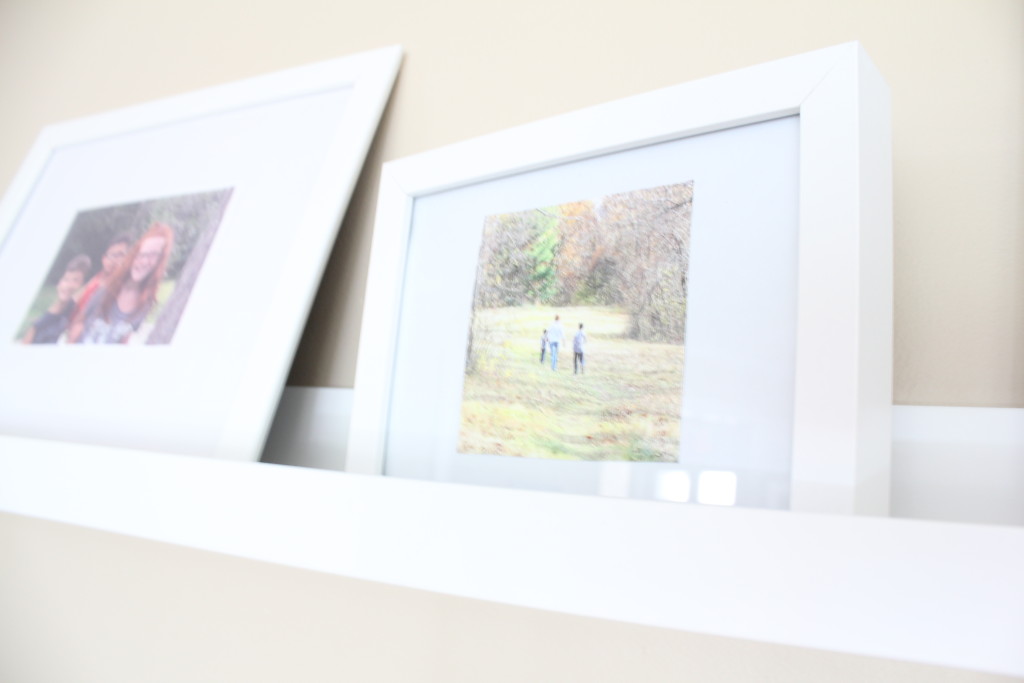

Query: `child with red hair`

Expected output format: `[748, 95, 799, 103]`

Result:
[78, 222, 174, 344]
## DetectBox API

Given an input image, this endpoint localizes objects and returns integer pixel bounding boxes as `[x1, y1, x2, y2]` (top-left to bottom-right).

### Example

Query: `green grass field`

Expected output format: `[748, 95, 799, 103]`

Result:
[458, 305, 684, 462]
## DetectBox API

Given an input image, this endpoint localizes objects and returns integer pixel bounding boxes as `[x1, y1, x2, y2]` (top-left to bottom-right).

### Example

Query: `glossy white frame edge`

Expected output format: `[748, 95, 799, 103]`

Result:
[0, 45, 402, 461]
[348, 42, 893, 515]
[0, 432, 1021, 677]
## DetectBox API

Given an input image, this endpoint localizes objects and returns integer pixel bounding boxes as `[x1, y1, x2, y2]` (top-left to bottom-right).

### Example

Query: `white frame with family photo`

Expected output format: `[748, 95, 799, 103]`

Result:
[348, 42, 892, 514]
[0, 45, 401, 460]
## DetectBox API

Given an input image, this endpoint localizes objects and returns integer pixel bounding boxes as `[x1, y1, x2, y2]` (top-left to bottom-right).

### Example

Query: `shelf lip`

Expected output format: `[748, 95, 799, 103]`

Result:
[2, 433, 1022, 678]
[892, 403, 1024, 445]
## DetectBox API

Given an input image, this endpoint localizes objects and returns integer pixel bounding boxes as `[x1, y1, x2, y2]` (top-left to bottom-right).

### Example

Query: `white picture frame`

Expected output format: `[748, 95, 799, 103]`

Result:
[348, 42, 892, 515]
[2, 44, 1018, 677]
[0, 45, 402, 461]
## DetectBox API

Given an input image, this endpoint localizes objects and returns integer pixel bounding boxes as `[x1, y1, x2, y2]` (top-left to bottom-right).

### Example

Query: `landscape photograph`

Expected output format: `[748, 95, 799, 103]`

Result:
[458, 180, 694, 462]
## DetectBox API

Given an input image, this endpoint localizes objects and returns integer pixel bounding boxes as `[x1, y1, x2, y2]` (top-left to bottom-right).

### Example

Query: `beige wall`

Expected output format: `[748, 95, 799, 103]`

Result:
[0, 1, 1021, 681]
[0, 0, 1021, 406]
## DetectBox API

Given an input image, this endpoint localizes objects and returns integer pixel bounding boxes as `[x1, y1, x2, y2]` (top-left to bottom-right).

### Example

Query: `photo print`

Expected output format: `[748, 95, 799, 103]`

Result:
[458, 180, 693, 462]
[15, 188, 233, 346]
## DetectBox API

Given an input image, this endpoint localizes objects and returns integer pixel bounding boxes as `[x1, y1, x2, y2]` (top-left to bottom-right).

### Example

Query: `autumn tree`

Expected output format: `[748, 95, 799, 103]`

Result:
[600, 182, 692, 343]
[472, 208, 561, 308]
[468, 180, 693, 356]
[548, 201, 614, 305]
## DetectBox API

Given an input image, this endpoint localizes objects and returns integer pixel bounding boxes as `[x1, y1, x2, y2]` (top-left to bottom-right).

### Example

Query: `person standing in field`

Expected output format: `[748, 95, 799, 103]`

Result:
[540, 328, 549, 364]
[573, 322, 586, 375]
[548, 315, 564, 371]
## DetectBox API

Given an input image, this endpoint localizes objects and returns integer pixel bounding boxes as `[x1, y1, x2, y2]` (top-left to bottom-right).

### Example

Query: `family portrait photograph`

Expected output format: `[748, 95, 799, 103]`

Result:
[458, 180, 693, 463]
[14, 188, 233, 346]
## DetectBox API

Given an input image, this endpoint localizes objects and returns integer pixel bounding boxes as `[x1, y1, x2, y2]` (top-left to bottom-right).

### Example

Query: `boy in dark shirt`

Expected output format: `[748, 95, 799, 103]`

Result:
[21, 254, 92, 344]
[573, 323, 586, 375]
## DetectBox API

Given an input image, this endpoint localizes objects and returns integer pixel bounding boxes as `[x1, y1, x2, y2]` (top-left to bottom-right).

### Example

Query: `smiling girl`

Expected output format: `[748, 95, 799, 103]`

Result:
[78, 222, 175, 344]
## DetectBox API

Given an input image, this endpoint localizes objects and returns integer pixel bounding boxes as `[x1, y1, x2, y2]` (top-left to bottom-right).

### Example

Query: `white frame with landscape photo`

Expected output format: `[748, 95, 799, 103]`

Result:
[349, 42, 892, 514]
[456, 180, 696, 466]
[0, 45, 401, 460]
